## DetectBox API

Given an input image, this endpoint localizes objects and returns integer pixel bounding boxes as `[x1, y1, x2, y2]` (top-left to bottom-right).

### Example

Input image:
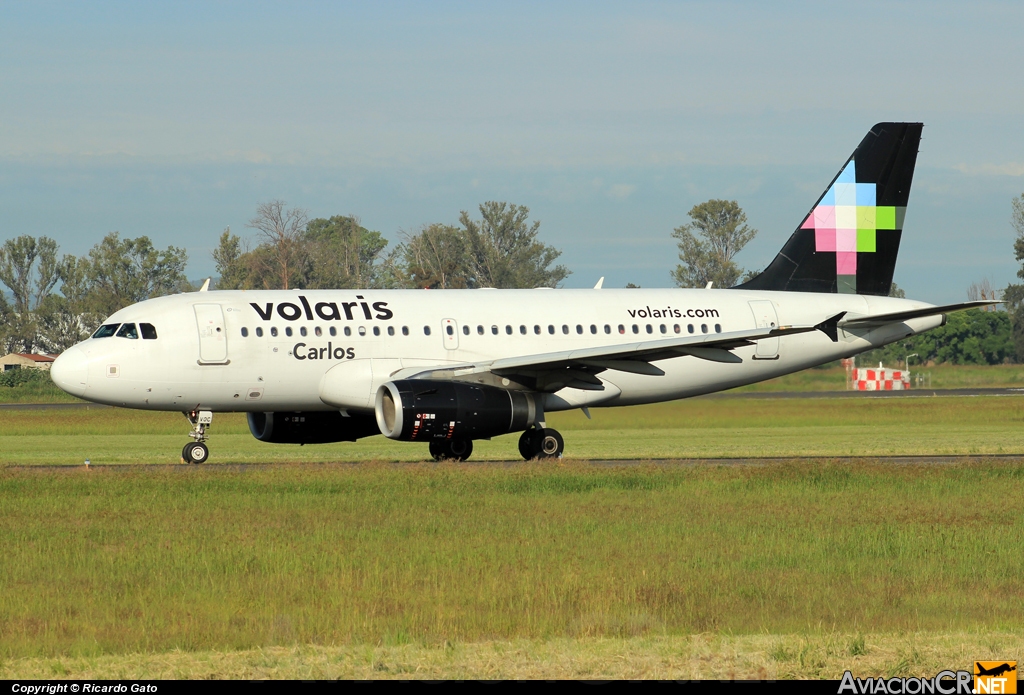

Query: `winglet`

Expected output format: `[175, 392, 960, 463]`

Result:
[594, 277, 604, 289]
[815, 312, 847, 343]
[199, 278, 211, 292]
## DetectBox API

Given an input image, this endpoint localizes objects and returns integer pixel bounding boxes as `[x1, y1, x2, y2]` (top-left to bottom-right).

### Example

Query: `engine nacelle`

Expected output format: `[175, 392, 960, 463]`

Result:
[375, 380, 538, 441]
[247, 410, 380, 444]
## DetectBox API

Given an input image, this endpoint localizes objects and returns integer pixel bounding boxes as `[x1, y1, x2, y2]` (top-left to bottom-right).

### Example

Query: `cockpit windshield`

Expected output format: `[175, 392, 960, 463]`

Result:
[92, 324, 120, 339]
[115, 323, 139, 339]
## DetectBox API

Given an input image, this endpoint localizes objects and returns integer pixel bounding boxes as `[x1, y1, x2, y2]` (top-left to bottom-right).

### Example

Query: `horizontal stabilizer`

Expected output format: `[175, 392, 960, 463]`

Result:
[840, 300, 998, 327]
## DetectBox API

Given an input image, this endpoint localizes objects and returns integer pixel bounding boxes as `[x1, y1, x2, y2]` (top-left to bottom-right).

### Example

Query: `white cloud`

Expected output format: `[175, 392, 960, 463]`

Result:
[607, 183, 636, 200]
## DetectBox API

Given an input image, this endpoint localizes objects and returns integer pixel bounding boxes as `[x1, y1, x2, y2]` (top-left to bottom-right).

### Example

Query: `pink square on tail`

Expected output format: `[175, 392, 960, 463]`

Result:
[815, 228, 836, 252]
[814, 206, 836, 228]
[836, 251, 857, 275]
[801, 214, 815, 229]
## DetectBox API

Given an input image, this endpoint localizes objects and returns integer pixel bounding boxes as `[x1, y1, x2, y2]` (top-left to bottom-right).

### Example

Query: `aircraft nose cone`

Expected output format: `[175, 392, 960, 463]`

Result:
[51, 347, 89, 396]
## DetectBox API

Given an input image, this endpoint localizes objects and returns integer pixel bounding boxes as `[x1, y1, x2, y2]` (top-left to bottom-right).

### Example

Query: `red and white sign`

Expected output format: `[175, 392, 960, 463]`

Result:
[853, 368, 909, 391]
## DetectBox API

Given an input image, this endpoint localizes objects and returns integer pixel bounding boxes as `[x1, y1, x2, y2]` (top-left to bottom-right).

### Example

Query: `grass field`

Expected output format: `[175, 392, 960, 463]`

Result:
[4, 394, 1024, 465]
[2, 395, 1022, 679]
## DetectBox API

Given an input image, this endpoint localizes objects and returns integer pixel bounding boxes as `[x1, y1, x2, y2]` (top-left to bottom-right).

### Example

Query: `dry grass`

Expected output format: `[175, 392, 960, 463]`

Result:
[2, 633, 1021, 679]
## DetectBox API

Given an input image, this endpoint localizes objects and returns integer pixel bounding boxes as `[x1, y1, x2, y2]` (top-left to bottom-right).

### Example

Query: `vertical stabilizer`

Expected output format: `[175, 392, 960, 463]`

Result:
[736, 122, 922, 295]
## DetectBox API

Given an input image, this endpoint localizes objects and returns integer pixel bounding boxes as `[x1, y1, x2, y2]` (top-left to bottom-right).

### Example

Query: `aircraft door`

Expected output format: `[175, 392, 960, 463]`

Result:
[194, 303, 229, 363]
[748, 300, 779, 359]
[441, 318, 459, 350]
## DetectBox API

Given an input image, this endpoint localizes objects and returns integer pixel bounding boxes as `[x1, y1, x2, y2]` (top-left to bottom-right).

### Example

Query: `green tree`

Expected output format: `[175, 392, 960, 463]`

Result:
[211, 228, 250, 290]
[0, 235, 62, 351]
[83, 233, 190, 317]
[402, 223, 471, 289]
[671, 200, 756, 288]
[304, 215, 391, 289]
[857, 309, 1013, 367]
[459, 202, 569, 288]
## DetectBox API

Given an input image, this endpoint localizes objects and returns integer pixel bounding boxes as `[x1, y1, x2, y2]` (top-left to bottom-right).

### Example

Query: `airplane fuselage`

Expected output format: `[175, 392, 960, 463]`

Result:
[52, 287, 941, 414]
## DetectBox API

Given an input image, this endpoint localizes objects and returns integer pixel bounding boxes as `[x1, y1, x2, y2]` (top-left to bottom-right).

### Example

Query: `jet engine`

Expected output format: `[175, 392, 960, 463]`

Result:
[247, 410, 380, 444]
[375, 380, 538, 441]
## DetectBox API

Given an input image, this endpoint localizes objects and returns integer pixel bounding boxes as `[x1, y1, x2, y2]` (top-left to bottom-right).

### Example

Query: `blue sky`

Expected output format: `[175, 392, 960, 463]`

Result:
[2, 1, 1023, 301]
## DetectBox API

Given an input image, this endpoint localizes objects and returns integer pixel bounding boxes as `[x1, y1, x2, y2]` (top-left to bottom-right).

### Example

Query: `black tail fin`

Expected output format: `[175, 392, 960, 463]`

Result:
[736, 122, 922, 295]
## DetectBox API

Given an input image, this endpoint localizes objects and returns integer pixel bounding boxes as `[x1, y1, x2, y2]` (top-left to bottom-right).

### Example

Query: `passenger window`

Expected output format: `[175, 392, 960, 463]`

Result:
[462, 325, 469, 336]
[506, 325, 513, 335]
[358, 326, 366, 336]
[373, 326, 381, 336]
[475, 325, 482, 335]
[576, 325, 583, 334]
[329, 326, 336, 336]
[645, 324, 653, 334]
[345, 326, 352, 336]
[299, 327, 307, 337]
[590, 325, 597, 334]
[660, 324, 667, 334]
[562, 325, 569, 335]
[605, 325, 611, 334]
[241, 327, 249, 337]
[548, 325, 555, 335]
[701, 324, 708, 334]
[424, 326, 432, 336]
[520, 325, 527, 335]
[256, 327, 264, 337]
[387, 326, 395, 336]
[491, 325, 498, 335]
[402, 326, 409, 336]
[314, 326, 322, 337]
[632, 325, 639, 334]
[618, 324, 625, 334]
[93, 323, 120, 338]
[687, 324, 694, 334]
[140, 323, 158, 340]
[116, 323, 139, 339]
[285, 327, 293, 337]
[673, 324, 681, 334]
[715, 324, 722, 333]
[534, 325, 541, 335]
[446, 326, 454, 336]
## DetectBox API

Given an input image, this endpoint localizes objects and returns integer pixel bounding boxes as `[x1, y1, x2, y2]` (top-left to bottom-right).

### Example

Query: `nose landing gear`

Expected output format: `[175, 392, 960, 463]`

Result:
[518, 427, 564, 460]
[181, 410, 213, 464]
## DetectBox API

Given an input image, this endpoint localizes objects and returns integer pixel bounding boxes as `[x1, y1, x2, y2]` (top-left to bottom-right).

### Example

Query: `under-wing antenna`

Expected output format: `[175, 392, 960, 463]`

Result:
[198, 278, 211, 292]
[593, 277, 604, 289]
[705, 281, 713, 289]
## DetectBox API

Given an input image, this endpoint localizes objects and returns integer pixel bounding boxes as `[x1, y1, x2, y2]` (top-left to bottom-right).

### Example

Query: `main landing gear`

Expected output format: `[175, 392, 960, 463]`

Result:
[181, 409, 213, 464]
[518, 427, 565, 460]
[429, 439, 474, 461]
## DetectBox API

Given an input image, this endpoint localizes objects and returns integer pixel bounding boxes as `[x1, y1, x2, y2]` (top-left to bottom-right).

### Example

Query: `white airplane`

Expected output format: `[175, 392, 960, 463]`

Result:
[50, 123, 992, 463]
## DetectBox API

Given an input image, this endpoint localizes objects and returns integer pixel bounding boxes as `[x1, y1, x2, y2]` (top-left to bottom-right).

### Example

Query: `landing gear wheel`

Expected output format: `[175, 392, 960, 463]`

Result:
[429, 441, 445, 461]
[520, 428, 564, 459]
[519, 430, 539, 460]
[536, 428, 563, 459]
[431, 439, 473, 461]
[181, 443, 194, 464]
[184, 442, 209, 465]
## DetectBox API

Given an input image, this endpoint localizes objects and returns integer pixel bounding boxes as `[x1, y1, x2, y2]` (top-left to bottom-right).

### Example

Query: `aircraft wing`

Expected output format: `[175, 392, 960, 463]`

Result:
[839, 300, 998, 328]
[389, 323, 817, 392]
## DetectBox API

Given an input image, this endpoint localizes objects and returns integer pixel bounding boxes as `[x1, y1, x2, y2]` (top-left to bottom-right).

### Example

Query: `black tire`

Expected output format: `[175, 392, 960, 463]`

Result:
[518, 430, 538, 460]
[535, 428, 564, 459]
[429, 441, 445, 461]
[186, 442, 209, 464]
[181, 442, 194, 464]
[445, 439, 473, 461]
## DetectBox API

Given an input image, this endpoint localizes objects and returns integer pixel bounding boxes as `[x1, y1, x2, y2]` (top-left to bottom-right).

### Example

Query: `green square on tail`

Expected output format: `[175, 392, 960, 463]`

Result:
[876, 206, 897, 229]
[857, 229, 876, 252]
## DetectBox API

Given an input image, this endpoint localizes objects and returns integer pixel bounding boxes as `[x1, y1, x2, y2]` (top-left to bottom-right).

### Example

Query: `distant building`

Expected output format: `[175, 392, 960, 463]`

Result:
[0, 353, 57, 372]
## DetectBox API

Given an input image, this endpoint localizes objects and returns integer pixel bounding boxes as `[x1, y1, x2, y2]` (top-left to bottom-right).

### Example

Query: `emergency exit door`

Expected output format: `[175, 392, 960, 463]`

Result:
[194, 304, 228, 363]
[748, 300, 780, 359]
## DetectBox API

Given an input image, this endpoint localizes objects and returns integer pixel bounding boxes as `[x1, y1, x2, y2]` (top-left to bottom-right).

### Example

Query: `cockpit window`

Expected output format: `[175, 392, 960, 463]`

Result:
[116, 323, 139, 339]
[92, 324, 120, 339]
[140, 323, 158, 340]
